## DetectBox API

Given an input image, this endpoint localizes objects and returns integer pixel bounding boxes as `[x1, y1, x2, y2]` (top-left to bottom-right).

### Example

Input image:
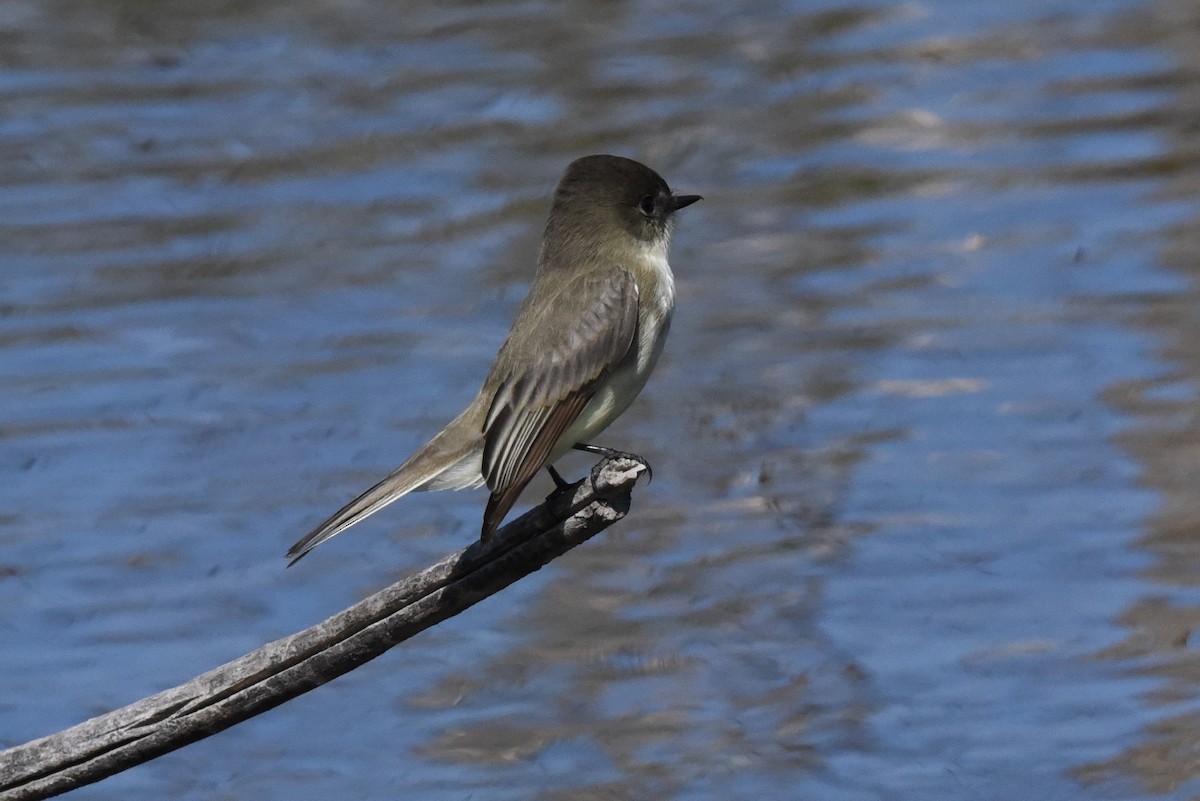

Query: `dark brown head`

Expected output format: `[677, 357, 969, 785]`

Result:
[542, 155, 701, 265]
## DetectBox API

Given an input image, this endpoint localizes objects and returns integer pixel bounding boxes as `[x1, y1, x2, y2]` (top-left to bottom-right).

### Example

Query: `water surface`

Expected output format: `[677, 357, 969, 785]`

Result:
[3, 0, 1200, 798]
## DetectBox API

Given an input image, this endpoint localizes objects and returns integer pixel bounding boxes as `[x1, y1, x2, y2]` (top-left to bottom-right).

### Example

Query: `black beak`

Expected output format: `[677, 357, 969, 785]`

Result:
[669, 194, 702, 212]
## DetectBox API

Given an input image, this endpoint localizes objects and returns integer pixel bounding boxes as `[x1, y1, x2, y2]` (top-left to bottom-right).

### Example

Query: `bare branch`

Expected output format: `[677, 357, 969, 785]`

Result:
[0, 457, 647, 801]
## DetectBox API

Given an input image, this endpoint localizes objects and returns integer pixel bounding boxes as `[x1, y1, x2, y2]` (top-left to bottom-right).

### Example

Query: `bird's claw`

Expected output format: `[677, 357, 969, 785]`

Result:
[572, 443, 652, 483]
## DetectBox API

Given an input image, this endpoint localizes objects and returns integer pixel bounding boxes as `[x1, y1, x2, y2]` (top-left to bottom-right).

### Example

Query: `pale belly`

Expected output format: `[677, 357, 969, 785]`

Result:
[552, 303, 672, 459]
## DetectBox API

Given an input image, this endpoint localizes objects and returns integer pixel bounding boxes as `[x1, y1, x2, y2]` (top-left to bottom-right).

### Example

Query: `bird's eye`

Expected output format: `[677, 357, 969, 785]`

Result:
[637, 195, 656, 216]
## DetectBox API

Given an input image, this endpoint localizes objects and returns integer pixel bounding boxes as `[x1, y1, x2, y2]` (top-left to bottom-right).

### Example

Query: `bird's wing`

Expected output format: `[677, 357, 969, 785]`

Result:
[480, 267, 639, 538]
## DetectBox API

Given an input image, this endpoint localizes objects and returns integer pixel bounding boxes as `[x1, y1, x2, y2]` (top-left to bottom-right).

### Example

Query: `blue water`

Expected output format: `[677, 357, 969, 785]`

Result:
[4, 0, 1200, 798]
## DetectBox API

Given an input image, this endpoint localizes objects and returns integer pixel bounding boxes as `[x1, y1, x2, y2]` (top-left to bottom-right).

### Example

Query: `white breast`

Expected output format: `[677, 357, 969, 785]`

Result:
[554, 242, 675, 454]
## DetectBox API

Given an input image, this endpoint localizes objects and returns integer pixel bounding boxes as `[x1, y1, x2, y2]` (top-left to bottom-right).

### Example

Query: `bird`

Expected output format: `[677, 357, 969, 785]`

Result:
[286, 154, 700, 564]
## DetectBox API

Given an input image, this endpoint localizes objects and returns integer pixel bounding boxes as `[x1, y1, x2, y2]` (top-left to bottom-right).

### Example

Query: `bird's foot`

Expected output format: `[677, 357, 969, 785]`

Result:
[546, 464, 571, 491]
[572, 443, 653, 484]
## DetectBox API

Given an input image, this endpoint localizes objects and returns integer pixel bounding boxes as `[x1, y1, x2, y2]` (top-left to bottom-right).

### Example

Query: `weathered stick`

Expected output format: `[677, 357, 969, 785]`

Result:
[0, 457, 646, 801]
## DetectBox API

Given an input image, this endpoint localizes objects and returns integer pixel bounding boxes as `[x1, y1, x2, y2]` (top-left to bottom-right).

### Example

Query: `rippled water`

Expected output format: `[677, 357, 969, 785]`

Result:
[5, 0, 1200, 798]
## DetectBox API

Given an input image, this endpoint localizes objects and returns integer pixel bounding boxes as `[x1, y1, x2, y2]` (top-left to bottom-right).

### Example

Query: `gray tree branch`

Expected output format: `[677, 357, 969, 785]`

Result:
[0, 457, 647, 801]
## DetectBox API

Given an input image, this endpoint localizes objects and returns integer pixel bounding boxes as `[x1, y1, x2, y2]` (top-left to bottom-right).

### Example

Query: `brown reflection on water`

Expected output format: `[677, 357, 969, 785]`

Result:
[1077, 0, 1200, 795]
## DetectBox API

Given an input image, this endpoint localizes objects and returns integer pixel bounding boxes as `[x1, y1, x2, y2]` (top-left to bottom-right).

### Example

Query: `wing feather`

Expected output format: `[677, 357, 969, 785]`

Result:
[479, 267, 639, 538]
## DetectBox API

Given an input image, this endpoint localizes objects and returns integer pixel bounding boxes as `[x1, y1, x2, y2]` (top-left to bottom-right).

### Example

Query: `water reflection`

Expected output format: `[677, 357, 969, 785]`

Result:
[1074, 1, 1200, 796]
[2, 0, 1199, 798]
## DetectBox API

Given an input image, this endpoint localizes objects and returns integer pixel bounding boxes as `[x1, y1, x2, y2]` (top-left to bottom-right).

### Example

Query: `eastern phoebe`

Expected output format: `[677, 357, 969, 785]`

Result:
[286, 155, 700, 564]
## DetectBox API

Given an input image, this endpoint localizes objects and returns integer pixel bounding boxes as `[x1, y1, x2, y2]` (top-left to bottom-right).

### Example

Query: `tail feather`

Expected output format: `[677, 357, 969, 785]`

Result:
[286, 408, 484, 565]
[286, 466, 427, 566]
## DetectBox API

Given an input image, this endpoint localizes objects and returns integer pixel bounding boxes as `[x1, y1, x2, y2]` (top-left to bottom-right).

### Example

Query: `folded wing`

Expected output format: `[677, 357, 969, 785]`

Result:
[480, 267, 639, 538]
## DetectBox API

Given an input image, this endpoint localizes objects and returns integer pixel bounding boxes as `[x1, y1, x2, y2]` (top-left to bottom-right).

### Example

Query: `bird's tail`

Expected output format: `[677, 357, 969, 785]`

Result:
[286, 408, 484, 565]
